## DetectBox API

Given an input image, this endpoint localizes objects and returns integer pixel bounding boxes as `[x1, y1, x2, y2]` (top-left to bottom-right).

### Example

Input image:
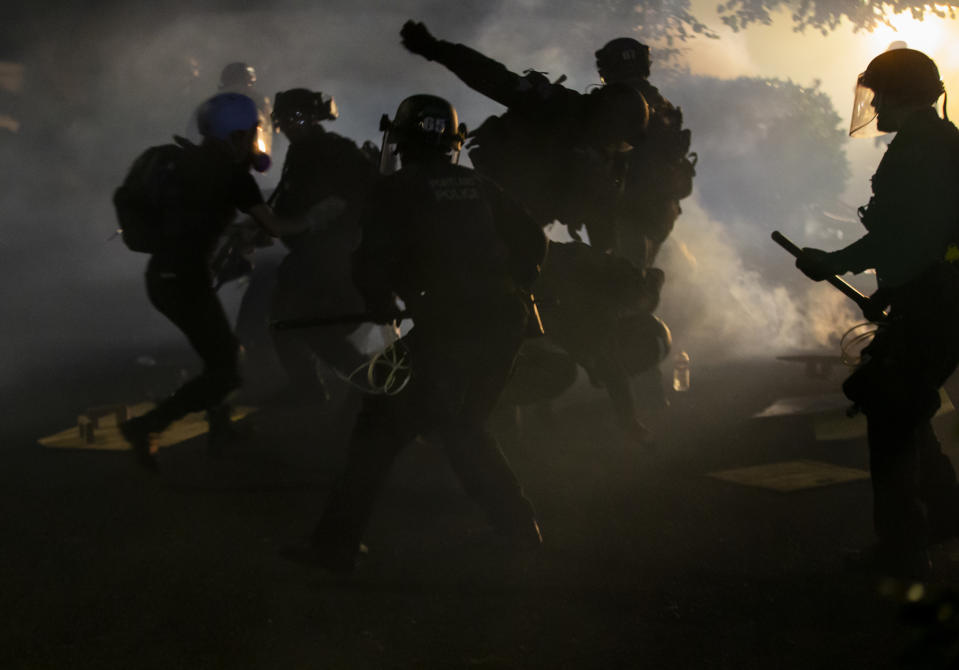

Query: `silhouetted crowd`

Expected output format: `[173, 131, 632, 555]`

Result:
[114, 23, 959, 588]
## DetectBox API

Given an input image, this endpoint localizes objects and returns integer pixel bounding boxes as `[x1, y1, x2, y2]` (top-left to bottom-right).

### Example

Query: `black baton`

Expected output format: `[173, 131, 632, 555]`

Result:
[271, 312, 410, 331]
[771, 230, 871, 312]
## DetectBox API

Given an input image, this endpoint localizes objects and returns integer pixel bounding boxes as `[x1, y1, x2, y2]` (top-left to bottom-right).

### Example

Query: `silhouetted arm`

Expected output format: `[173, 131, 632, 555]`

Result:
[401, 20, 530, 109]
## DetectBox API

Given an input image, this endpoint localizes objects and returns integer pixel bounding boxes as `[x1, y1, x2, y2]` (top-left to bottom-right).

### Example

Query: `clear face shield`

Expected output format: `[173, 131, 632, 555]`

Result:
[849, 75, 884, 138]
[377, 114, 463, 175]
[272, 94, 338, 141]
[378, 114, 399, 175]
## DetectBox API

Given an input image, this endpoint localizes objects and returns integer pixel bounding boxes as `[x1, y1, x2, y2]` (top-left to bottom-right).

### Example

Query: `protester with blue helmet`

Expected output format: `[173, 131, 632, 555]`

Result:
[117, 91, 304, 471]
[198, 92, 257, 138]
[197, 92, 271, 171]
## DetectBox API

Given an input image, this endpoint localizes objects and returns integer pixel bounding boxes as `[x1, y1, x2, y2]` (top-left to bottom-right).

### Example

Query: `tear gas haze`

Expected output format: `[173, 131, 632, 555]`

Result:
[1, 0, 947, 391]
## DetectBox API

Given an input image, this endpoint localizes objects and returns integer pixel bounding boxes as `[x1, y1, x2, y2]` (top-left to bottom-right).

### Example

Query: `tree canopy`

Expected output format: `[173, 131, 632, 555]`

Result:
[606, 0, 959, 46]
[717, 0, 958, 34]
[670, 75, 850, 233]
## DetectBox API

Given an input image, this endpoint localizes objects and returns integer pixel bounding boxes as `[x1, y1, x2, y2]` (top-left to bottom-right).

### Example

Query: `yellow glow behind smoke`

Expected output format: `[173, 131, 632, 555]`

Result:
[866, 11, 947, 55]
[0, 115, 20, 133]
[686, 2, 959, 110]
[0, 62, 23, 93]
[863, 10, 959, 121]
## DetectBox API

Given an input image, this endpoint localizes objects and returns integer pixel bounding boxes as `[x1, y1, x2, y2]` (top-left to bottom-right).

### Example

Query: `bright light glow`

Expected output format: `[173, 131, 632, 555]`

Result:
[0, 62, 23, 93]
[0, 114, 20, 133]
[256, 137, 266, 153]
[867, 10, 947, 55]
[862, 8, 959, 115]
[906, 582, 926, 602]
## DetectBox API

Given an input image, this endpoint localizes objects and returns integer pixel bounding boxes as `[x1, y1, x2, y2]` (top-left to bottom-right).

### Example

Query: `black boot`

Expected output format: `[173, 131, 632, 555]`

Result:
[119, 415, 160, 473]
[206, 405, 239, 457]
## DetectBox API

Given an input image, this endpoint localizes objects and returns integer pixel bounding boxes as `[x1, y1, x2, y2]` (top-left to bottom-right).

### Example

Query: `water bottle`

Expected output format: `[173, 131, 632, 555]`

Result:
[672, 350, 690, 392]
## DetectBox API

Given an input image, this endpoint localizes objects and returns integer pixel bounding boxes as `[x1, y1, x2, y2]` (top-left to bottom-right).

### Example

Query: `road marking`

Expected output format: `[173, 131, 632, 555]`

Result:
[37, 403, 256, 451]
[707, 459, 869, 492]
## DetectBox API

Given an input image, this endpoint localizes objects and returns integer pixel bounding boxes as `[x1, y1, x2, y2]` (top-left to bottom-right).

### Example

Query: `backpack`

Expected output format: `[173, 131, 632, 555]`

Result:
[645, 104, 696, 201]
[467, 109, 582, 226]
[112, 138, 190, 253]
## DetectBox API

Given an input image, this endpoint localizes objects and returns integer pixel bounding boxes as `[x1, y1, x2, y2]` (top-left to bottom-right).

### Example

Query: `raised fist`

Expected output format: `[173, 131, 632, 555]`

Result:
[401, 20, 440, 60]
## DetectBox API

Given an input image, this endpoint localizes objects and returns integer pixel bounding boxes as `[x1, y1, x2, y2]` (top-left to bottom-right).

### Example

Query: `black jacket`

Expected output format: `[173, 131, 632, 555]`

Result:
[834, 108, 959, 287]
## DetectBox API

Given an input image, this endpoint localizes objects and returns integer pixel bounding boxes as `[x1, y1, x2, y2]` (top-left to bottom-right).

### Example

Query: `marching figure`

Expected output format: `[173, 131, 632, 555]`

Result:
[291, 94, 547, 572]
[796, 48, 959, 579]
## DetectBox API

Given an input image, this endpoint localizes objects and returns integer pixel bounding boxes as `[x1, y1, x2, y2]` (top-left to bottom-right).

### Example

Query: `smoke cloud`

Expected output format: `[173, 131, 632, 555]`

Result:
[0, 1, 879, 393]
[656, 198, 862, 363]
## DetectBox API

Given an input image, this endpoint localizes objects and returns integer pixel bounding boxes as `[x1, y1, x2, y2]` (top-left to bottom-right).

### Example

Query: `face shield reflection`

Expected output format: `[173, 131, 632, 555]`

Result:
[255, 110, 273, 157]
[379, 139, 398, 175]
[378, 114, 398, 175]
[849, 77, 884, 138]
[377, 136, 461, 175]
[377, 113, 463, 175]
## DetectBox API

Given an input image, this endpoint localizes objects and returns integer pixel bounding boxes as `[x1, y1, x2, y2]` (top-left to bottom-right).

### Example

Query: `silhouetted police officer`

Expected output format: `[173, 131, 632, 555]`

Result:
[797, 48, 959, 578]
[595, 38, 695, 269]
[266, 88, 379, 396]
[294, 94, 547, 572]
[400, 20, 648, 253]
[119, 92, 306, 471]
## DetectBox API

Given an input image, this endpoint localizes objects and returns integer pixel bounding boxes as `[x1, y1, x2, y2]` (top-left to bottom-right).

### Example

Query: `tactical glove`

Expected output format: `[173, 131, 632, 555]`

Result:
[401, 20, 440, 61]
[795, 247, 844, 282]
[861, 288, 891, 323]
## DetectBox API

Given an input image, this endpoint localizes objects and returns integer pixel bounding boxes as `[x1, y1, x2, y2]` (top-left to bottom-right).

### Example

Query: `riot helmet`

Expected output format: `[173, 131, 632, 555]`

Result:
[378, 94, 467, 173]
[596, 38, 651, 84]
[219, 62, 257, 91]
[197, 92, 270, 170]
[850, 47, 944, 137]
[215, 62, 274, 159]
[197, 92, 258, 141]
[272, 88, 339, 140]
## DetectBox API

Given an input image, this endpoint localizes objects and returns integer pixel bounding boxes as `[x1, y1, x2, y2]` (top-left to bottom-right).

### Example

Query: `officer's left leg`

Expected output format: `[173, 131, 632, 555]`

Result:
[916, 421, 959, 544]
[441, 422, 541, 547]
[860, 371, 941, 578]
[438, 342, 541, 547]
[309, 375, 428, 571]
[867, 414, 927, 571]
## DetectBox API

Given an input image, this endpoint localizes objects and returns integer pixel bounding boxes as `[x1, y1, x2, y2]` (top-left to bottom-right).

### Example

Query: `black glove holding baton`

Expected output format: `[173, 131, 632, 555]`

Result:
[772, 231, 887, 322]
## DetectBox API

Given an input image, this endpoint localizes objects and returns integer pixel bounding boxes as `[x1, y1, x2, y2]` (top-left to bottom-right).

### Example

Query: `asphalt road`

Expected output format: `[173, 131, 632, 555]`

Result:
[2, 346, 957, 669]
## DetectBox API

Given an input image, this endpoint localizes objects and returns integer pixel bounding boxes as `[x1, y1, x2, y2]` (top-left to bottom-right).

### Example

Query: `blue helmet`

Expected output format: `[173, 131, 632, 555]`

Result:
[197, 92, 259, 141]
